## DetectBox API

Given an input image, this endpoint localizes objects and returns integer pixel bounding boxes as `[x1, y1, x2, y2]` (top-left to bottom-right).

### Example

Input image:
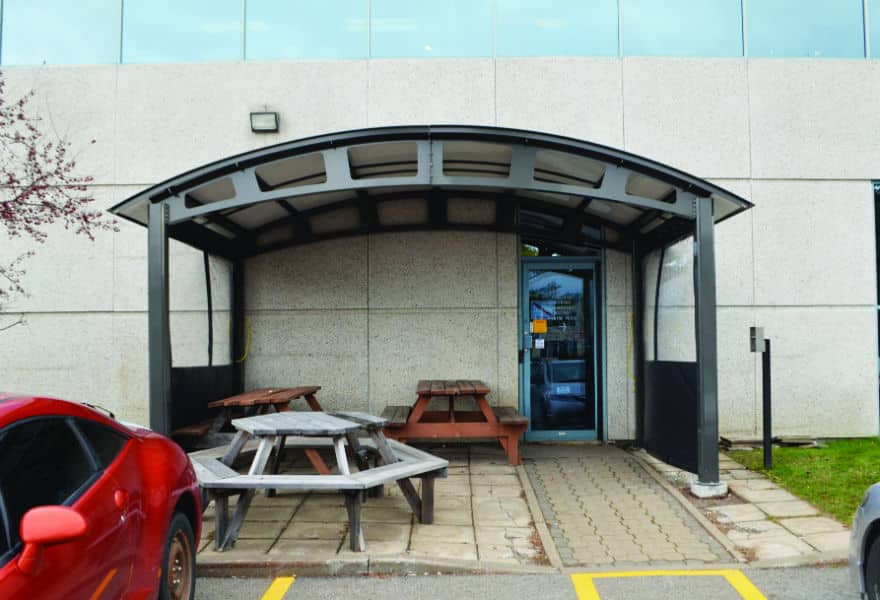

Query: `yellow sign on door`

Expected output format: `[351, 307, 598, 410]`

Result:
[531, 319, 548, 334]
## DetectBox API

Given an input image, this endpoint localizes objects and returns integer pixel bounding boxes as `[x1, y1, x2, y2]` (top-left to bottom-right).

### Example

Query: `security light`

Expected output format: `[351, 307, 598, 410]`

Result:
[250, 111, 279, 133]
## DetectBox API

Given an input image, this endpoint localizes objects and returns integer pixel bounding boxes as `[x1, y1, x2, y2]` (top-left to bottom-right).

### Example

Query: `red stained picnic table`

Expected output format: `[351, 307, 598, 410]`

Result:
[207, 386, 323, 414]
[381, 380, 528, 465]
[207, 386, 326, 471]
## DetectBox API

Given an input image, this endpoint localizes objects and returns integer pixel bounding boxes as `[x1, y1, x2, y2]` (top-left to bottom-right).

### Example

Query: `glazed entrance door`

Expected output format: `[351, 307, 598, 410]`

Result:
[521, 260, 599, 441]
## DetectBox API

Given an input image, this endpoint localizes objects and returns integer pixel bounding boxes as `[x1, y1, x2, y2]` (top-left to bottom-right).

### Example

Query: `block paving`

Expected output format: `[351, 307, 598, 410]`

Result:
[523, 445, 727, 567]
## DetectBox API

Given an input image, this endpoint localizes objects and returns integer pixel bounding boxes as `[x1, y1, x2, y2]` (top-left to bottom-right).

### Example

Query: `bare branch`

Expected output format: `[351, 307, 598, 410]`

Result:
[0, 314, 24, 332]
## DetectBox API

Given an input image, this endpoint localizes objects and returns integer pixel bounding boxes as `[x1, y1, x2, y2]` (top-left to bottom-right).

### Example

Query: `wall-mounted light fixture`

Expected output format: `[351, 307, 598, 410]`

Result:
[250, 111, 279, 133]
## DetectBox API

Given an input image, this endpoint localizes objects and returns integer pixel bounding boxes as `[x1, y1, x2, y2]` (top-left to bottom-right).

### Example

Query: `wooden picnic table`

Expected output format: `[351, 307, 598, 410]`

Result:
[381, 379, 528, 465]
[207, 386, 323, 413]
[196, 411, 446, 551]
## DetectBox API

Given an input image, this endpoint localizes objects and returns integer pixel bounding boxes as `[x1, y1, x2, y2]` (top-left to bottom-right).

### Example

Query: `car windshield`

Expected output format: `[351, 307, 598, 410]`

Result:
[550, 361, 585, 383]
[0, 418, 95, 550]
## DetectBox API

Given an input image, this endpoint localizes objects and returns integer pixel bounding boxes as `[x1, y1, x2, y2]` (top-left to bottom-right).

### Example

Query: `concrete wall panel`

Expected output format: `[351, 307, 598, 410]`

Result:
[245, 310, 369, 412]
[367, 59, 495, 126]
[247, 238, 368, 310]
[496, 308, 519, 408]
[753, 307, 878, 437]
[496, 234, 519, 309]
[752, 180, 875, 306]
[710, 179, 754, 307]
[623, 58, 750, 178]
[369, 231, 499, 309]
[368, 309, 499, 413]
[496, 58, 623, 147]
[0, 313, 116, 410]
[4, 65, 118, 185]
[717, 308, 758, 438]
[606, 250, 630, 308]
[749, 60, 880, 179]
[117, 61, 368, 184]
[606, 306, 635, 440]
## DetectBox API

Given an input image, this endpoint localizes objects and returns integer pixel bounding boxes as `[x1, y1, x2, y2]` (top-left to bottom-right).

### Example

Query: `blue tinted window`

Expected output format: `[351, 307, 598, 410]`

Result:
[122, 0, 242, 63]
[1, 0, 121, 65]
[496, 0, 618, 57]
[622, 0, 743, 57]
[870, 0, 880, 58]
[370, 0, 493, 58]
[246, 1, 368, 60]
[747, 0, 865, 58]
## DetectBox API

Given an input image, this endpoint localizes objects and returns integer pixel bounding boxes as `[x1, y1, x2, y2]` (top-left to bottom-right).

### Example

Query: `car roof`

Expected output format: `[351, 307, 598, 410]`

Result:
[0, 393, 129, 434]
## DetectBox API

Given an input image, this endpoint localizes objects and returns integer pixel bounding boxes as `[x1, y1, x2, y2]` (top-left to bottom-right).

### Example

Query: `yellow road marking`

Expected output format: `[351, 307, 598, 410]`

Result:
[261, 576, 296, 600]
[87, 568, 118, 600]
[570, 570, 767, 600]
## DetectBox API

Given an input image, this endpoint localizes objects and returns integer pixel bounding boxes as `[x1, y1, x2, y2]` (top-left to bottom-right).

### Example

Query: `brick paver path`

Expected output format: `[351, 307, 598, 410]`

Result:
[523, 445, 728, 566]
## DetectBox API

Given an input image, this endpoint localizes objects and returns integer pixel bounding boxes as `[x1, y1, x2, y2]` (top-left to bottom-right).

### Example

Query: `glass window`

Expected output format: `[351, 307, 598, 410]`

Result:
[246, 0, 368, 60]
[496, 0, 618, 57]
[0, 419, 96, 549]
[76, 420, 128, 468]
[370, 0, 493, 58]
[747, 0, 865, 58]
[621, 0, 743, 57]
[870, 0, 880, 58]
[122, 0, 243, 63]
[1, 0, 121, 65]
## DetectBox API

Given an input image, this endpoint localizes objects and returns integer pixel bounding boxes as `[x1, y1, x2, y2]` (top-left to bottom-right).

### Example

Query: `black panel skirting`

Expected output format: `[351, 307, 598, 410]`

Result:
[170, 365, 240, 430]
[643, 360, 699, 474]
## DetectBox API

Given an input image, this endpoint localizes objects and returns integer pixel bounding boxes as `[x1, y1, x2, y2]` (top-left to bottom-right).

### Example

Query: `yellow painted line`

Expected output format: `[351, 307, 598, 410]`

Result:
[570, 573, 602, 600]
[87, 568, 118, 600]
[722, 570, 768, 600]
[570, 569, 767, 600]
[261, 576, 295, 600]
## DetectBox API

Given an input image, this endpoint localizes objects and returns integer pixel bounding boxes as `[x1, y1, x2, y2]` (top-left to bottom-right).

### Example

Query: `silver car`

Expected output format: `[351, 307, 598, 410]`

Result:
[851, 483, 880, 598]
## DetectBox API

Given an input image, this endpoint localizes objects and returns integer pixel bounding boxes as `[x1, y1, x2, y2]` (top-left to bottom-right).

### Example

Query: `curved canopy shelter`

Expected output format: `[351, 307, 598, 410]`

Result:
[111, 125, 752, 493]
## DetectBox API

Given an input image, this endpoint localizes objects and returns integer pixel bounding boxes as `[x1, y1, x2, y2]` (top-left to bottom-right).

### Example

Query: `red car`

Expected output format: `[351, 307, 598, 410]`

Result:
[0, 393, 201, 599]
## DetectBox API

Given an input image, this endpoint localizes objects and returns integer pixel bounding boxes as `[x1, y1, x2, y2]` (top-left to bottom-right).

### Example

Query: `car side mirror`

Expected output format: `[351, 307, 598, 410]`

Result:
[17, 506, 87, 575]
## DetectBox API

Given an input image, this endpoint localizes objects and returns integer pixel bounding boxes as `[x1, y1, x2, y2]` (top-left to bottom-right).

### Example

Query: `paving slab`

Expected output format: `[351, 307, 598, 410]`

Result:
[779, 516, 848, 536]
[756, 500, 820, 518]
[707, 504, 767, 524]
[733, 488, 800, 503]
[803, 531, 852, 553]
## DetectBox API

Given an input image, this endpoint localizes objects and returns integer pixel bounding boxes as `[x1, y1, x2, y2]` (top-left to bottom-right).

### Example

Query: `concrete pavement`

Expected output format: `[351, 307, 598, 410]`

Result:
[195, 441, 847, 576]
[635, 449, 852, 563]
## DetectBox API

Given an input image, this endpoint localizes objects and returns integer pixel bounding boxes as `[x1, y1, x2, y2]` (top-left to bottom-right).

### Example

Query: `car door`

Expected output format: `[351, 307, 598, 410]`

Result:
[0, 416, 134, 599]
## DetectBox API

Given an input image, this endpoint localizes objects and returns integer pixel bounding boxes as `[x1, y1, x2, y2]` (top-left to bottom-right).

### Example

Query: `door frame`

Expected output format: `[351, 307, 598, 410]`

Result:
[519, 255, 605, 442]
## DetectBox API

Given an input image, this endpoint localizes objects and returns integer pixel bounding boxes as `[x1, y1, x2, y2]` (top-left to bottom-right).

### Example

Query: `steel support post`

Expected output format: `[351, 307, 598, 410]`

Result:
[692, 197, 726, 497]
[148, 202, 172, 435]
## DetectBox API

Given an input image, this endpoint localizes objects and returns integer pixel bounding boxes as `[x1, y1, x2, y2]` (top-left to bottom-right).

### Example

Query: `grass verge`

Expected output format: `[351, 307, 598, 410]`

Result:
[728, 438, 880, 524]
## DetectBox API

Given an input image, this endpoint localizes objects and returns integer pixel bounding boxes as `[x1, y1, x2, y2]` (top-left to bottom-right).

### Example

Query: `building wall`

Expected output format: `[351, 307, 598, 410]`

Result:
[1, 57, 877, 438]
[245, 232, 518, 413]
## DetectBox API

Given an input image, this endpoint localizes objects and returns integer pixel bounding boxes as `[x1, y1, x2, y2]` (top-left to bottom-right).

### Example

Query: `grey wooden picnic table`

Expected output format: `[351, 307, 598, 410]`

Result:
[199, 410, 445, 552]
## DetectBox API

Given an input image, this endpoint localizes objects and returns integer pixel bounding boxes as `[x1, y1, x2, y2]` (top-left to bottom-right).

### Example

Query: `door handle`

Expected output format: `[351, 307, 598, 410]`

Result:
[114, 489, 129, 509]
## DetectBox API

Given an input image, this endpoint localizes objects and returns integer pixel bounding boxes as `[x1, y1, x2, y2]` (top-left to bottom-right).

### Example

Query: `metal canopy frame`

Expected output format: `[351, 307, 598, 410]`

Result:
[111, 125, 752, 488]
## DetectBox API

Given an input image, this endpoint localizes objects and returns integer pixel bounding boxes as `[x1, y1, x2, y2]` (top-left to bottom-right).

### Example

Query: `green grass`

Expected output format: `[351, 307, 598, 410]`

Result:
[728, 438, 880, 524]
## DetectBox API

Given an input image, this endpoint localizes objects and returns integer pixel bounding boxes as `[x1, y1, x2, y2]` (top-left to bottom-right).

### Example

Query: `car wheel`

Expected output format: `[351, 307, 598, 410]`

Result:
[866, 536, 880, 600]
[159, 512, 195, 600]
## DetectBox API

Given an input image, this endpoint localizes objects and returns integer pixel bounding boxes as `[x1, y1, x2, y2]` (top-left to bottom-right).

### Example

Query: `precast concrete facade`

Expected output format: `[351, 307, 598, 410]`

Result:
[1, 57, 877, 438]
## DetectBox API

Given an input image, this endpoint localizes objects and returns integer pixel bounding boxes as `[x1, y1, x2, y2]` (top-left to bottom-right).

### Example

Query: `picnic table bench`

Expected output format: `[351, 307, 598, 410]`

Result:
[381, 379, 528, 465]
[191, 411, 447, 552]
[171, 386, 323, 440]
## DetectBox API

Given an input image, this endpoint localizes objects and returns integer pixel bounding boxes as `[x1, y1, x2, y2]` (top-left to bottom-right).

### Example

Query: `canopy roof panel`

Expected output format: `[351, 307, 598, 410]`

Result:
[110, 125, 752, 259]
